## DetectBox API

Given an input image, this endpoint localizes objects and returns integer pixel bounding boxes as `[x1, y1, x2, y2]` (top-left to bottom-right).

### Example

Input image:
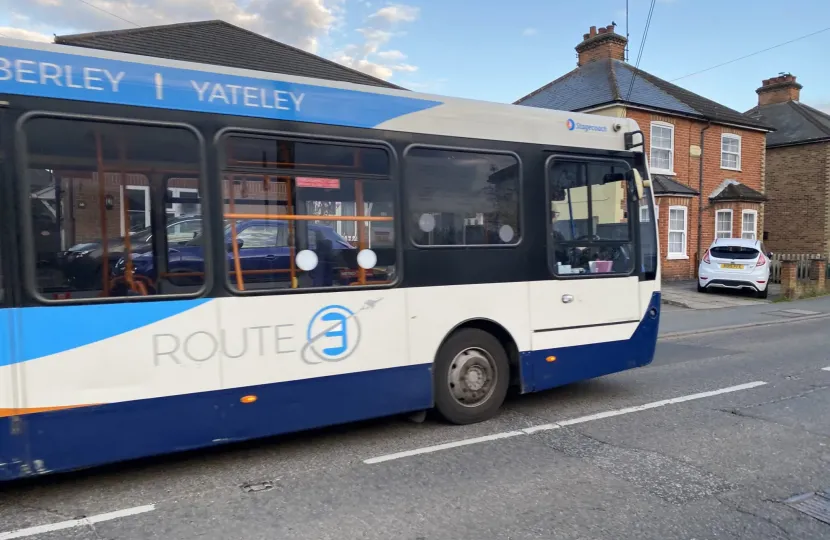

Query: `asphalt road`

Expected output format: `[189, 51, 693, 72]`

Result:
[2, 312, 830, 539]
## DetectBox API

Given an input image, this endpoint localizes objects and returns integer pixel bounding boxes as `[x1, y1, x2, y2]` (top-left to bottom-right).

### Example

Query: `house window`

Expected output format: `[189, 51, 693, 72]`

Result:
[166, 186, 200, 217]
[721, 134, 741, 170]
[639, 203, 659, 223]
[650, 122, 674, 173]
[121, 185, 151, 235]
[668, 206, 687, 259]
[715, 209, 733, 239]
[742, 210, 757, 240]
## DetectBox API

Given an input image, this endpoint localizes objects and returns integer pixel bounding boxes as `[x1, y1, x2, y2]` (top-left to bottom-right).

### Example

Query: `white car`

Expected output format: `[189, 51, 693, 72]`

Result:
[697, 238, 772, 298]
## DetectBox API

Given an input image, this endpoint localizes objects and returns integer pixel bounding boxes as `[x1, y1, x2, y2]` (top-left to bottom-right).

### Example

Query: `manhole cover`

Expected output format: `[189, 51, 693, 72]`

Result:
[784, 491, 830, 524]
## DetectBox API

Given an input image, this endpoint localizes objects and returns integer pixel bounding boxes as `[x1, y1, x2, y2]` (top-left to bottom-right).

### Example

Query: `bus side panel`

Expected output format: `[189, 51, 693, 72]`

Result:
[405, 281, 532, 378]
[0, 307, 29, 481]
[15, 299, 223, 476]
[521, 291, 661, 393]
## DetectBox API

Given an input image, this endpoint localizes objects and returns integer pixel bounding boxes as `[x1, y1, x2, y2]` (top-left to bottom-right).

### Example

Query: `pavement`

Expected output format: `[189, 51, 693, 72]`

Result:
[662, 279, 783, 309]
[2, 298, 830, 539]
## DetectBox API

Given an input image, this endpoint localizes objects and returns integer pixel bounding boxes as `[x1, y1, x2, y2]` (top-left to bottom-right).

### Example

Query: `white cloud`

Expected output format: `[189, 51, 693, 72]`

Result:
[4, 0, 422, 83]
[3, 0, 344, 53]
[0, 26, 52, 42]
[522, 28, 537, 37]
[332, 3, 420, 81]
[376, 49, 406, 60]
[369, 4, 419, 24]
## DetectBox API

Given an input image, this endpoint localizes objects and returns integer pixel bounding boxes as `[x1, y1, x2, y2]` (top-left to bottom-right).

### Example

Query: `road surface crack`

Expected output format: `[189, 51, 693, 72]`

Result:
[715, 496, 792, 540]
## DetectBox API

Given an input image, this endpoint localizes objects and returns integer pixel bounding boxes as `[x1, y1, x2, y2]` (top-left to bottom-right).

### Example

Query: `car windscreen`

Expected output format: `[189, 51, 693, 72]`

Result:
[710, 246, 759, 260]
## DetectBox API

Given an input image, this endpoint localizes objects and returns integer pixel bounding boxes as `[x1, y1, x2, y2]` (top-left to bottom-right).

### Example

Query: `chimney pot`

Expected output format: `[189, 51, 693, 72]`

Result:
[757, 73, 802, 106]
[576, 23, 628, 66]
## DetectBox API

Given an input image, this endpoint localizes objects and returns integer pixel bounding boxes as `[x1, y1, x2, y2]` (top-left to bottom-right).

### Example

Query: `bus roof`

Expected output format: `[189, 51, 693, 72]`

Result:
[0, 37, 642, 151]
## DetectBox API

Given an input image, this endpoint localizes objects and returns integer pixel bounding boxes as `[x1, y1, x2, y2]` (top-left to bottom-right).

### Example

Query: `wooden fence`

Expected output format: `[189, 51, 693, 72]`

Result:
[769, 253, 829, 284]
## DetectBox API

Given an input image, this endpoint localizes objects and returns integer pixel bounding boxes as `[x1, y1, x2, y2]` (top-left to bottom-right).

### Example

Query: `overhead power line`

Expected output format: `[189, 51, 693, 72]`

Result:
[77, 0, 141, 28]
[670, 26, 830, 82]
[625, 0, 657, 101]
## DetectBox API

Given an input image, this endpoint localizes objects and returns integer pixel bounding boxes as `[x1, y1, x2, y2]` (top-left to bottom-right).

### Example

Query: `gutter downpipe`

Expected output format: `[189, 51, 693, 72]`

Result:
[696, 121, 712, 276]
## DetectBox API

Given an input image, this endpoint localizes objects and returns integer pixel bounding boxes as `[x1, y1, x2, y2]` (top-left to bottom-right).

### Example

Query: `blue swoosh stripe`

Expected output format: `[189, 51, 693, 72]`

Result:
[0, 45, 443, 128]
[3, 299, 211, 365]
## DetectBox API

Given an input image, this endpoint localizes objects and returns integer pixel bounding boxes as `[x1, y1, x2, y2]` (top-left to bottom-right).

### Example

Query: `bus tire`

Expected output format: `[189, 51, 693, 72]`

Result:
[433, 328, 509, 425]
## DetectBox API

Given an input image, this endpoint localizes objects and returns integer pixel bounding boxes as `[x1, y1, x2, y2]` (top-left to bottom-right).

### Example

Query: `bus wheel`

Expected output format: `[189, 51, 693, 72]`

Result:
[434, 328, 509, 425]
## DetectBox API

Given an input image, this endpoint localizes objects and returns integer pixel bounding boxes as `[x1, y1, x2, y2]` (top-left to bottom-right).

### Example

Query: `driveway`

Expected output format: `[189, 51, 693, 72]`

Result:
[662, 279, 781, 309]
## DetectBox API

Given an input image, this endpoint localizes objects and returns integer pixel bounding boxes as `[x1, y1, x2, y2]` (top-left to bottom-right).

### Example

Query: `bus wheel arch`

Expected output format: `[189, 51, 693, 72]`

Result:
[431, 319, 518, 425]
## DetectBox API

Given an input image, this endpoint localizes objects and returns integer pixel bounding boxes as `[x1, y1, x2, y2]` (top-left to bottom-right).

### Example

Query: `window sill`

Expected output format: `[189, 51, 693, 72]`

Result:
[650, 168, 676, 176]
[666, 254, 689, 260]
[721, 166, 742, 172]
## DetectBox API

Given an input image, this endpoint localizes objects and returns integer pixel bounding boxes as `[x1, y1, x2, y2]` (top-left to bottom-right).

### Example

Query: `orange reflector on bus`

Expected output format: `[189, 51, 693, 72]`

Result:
[240, 395, 258, 404]
[546, 356, 556, 363]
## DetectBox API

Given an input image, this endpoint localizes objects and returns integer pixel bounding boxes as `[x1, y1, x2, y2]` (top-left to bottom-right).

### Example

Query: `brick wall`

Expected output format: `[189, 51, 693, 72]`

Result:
[624, 109, 767, 279]
[763, 141, 830, 254]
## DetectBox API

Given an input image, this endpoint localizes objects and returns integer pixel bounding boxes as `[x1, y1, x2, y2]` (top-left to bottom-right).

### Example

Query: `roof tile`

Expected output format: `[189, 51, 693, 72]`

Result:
[515, 59, 772, 131]
[746, 101, 830, 147]
[55, 20, 404, 90]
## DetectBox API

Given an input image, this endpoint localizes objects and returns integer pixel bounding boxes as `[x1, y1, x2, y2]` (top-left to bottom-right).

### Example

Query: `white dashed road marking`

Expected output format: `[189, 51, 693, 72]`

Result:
[364, 381, 768, 464]
[0, 504, 155, 539]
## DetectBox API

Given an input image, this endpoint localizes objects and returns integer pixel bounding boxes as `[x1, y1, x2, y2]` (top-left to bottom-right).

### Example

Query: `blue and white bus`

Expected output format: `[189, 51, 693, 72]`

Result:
[0, 37, 660, 480]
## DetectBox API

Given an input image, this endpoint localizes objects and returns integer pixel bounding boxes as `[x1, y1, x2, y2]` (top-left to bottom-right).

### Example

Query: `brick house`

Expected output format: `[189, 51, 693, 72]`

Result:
[514, 25, 774, 279]
[41, 21, 402, 247]
[745, 75, 830, 256]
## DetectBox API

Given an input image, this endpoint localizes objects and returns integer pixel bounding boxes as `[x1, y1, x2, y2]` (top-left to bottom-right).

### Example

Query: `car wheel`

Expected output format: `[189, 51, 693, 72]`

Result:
[697, 283, 706, 293]
[433, 328, 510, 425]
[757, 288, 768, 299]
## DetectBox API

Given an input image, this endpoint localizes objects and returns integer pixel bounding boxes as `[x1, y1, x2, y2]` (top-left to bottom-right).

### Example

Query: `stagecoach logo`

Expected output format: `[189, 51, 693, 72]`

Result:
[301, 299, 383, 364]
[566, 118, 609, 133]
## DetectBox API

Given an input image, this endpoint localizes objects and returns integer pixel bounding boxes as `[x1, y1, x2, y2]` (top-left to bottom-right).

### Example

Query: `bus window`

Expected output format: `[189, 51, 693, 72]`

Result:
[639, 187, 658, 280]
[21, 117, 204, 301]
[548, 158, 635, 276]
[405, 148, 520, 246]
[222, 136, 396, 291]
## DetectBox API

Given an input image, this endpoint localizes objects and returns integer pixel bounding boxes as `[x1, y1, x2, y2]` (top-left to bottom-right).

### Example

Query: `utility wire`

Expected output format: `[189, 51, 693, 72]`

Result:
[618, 0, 656, 119]
[670, 26, 830, 82]
[77, 0, 141, 28]
[625, 0, 656, 101]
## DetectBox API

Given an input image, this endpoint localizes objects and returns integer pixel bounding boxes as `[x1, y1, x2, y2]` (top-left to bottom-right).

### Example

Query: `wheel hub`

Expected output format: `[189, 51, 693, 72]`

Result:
[447, 347, 497, 408]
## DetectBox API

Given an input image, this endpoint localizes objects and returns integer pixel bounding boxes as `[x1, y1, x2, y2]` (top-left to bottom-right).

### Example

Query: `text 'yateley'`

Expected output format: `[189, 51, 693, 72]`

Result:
[191, 81, 305, 111]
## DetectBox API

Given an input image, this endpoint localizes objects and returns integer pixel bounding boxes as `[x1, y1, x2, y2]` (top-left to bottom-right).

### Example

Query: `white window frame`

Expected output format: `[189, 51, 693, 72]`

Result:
[721, 134, 741, 171]
[741, 209, 757, 240]
[649, 122, 675, 175]
[715, 209, 733, 239]
[119, 185, 151, 235]
[639, 203, 659, 223]
[167, 187, 200, 217]
[667, 205, 687, 259]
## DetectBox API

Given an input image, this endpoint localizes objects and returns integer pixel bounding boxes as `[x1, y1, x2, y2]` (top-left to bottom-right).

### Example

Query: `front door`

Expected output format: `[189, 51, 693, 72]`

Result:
[527, 155, 642, 389]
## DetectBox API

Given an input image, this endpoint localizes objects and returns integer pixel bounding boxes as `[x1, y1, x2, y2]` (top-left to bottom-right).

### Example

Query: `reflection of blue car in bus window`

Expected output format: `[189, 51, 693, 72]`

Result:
[113, 219, 388, 290]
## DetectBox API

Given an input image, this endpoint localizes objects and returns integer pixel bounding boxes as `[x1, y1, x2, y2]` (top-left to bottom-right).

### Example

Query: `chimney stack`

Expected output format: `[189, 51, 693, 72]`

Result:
[575, 24, 627, 67]
[756, 74, 802, 106]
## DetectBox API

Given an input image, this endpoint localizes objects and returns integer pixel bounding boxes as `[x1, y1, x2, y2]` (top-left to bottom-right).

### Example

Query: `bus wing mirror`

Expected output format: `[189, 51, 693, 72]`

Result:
[628, 169, 644, 200]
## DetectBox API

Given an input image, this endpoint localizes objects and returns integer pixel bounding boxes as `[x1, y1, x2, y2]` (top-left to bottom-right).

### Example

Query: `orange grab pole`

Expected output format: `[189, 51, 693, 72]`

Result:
[118, 140, 141, 295]
[222, 213, 392, 222]
[283, 175, 297, 288]
[227, 178, 245, 291]
[355, 179, 366, 285]
[95, 133, 110, 297]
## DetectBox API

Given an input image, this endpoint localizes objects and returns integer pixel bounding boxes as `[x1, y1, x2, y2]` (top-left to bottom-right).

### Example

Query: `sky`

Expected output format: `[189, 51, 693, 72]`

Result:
[1, 0, 829, 114]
